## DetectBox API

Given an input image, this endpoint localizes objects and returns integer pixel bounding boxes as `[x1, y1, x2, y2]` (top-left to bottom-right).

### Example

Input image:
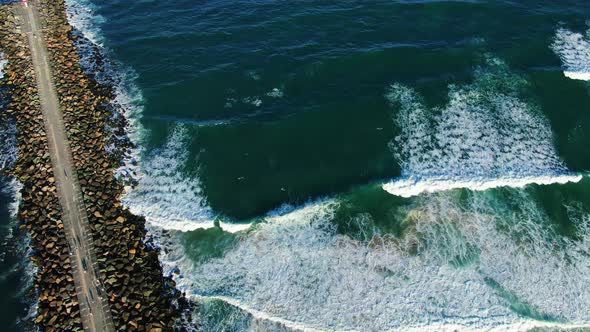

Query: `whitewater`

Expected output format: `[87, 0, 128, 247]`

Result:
[63, 0, 251, 233]
[62, 3, 590, 332]
[552, 27, 590, 81]
[170, 59, 588, 330]
[161, 193, 590, 331]
[0, 53, 6, 76]
[382, 57, 583, 197]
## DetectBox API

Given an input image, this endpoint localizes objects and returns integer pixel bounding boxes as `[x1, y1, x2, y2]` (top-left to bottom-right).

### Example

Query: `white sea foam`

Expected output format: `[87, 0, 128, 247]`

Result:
[0, 178, 22, 265]
[0, 120, 18, 172]
[266, 88, 284, 98]
[59, 5, 590, 331]
[158, 201, 339, 331]
[563, 71, 590, 81]
[161, 192, 590, 331]
[242, 96, 263, 107]
[552, 28, 590, 81]
[0, 53, 7, 77]
[5, 178, 21, 221]
[0, 57, 21, 219]
[384, 174, 583, 197]
[65, 0, 146, 186]
[0, 54, 18, 173]
[0, 108, 35, 328]
[64, 0, 105, 47]
[63, 0, 245, 234]
[122, 126, 250, 233]
[0, 176, 37, 330]
[383, 58, 581, 197]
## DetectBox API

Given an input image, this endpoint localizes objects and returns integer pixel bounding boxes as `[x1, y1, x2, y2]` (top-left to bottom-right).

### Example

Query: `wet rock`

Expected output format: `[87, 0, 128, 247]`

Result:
[0, 5, 83, 331]
[2, 1, 191, 330]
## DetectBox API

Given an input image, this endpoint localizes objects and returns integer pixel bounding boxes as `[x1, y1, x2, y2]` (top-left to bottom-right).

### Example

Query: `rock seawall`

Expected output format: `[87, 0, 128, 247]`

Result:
[35, 0, 188, 330]
[1, 0, 189, 330]
[0, 4, 83, 331]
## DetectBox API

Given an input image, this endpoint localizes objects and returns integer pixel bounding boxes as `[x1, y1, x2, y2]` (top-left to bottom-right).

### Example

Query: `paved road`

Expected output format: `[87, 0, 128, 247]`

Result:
[17, 2, 115, 331]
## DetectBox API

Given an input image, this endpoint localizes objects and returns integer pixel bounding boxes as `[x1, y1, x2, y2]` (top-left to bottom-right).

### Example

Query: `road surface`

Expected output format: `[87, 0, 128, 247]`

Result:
[16, 1, 115, 331]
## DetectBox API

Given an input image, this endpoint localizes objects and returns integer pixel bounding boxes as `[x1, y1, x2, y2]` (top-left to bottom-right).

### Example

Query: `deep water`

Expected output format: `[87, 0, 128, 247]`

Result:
[87, 0, 590, 218]
[4, 0, 590, 330]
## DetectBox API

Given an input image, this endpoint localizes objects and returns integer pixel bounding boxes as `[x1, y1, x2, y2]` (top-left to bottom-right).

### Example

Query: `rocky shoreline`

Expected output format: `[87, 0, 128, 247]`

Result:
[0, 4, 83, 331]
[1, 1, 190, 331]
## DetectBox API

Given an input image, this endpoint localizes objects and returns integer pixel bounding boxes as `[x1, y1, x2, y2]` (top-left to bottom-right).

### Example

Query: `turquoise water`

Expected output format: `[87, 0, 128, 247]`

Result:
[5, 0, 590, 330]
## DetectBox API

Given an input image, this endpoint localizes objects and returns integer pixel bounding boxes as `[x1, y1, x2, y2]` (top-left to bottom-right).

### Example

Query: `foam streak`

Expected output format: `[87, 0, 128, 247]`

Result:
[193, 295, 329, 332]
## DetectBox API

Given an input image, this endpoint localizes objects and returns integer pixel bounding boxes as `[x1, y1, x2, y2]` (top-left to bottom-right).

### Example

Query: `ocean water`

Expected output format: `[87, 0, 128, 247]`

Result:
[4, 0, 590, 331]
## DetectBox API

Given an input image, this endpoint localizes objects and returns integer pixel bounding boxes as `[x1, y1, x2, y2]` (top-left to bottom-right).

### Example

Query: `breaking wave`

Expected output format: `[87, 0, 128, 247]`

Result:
[58, 4, 590, 332]
[384, 174, 583, 198]
[551, 27, 590, 81]
[122, 126, 249, 233]
[64, 0, 105, 47]
[383, 57, 582, 197]
[162, 189, 590, 331]
[65, 0, 145, 186]
[63, 0, 241, 233]
[121, 126, 211, 230]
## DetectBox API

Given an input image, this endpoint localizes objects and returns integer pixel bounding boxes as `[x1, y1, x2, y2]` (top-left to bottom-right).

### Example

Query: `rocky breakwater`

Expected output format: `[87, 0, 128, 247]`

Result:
[0, 4, 83, 331]
[35, 0, 189, 331]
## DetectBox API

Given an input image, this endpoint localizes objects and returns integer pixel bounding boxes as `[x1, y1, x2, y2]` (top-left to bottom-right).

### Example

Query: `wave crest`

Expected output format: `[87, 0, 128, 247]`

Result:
[384, 58, 580, 197]
[552, 27, 590, 81]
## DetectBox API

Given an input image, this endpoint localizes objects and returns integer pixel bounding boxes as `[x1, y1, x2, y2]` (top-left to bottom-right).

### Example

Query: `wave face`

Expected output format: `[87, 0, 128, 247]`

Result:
[383, 58, 581, 197]
[552, 27, 590, 81]
[162, 190, 590, 331]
